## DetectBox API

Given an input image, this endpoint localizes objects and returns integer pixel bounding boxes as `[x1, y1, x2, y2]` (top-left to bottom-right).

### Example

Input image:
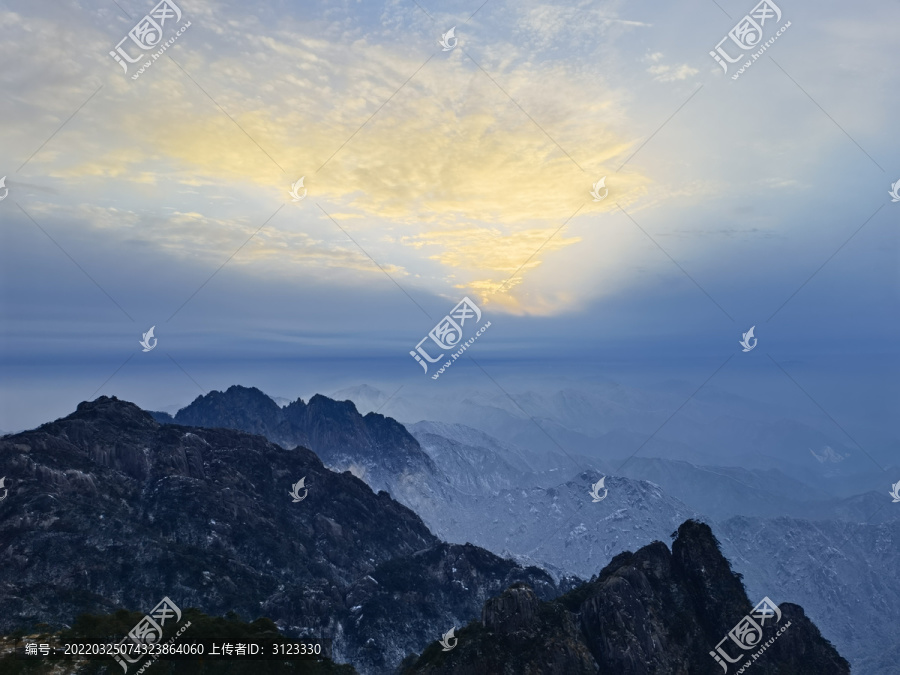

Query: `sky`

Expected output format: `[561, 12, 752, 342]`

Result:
[0, 0, 898, 453]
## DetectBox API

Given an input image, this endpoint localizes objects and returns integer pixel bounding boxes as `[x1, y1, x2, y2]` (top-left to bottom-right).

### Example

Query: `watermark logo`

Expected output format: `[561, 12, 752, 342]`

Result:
[889, 180, 900, 203]
[289, 477, 308, 502]
[711, 597, 789, 673]
[439, 627, 457, 651]
[590, 177, 608, 202]
[139, 326, 157, 352]
[410, 297, 491, 380]
[0, 176, 7, 201]
[589, 476, 608, 502]
[890, 481, 900, 503]
[0, 477, 7, 501]
[114, 596, 184, 673]
[739, 326, 757, 352]
[440, 27, 458, 51]
[709, 1, 790, 80]
[109, 0, 190, 80]
[289, 177, 307, 202]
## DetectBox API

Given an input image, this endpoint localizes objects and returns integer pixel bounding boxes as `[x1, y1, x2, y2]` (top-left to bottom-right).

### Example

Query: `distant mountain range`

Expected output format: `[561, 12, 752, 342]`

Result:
[331, 382, 896, 494]
[0, 397, 851, 673]
[145, 384, 900, 673]
[148, 387, 701, 578]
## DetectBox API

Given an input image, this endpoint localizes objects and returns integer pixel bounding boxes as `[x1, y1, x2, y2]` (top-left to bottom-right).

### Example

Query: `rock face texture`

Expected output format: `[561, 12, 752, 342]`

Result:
[401, 521, 850, 675]
[0, 396, 557, 674]
[161, 385, 438, 496]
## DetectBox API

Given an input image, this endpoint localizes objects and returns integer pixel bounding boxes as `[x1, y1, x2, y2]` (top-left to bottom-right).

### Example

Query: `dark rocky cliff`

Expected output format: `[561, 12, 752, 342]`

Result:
[166, 385, 438, 494]
[0, 396, 556, 674]
[401, 521, 850, 675]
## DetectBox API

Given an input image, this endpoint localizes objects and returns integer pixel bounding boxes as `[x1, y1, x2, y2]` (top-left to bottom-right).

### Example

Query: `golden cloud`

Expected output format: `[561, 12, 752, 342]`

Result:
[40, 20, 652, 315]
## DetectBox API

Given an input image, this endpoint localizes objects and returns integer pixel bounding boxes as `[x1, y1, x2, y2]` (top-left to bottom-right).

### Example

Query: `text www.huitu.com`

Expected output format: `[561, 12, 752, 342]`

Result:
[431, 322, 492, 380]
[734, 621, 792, 673]
[731, 21, 792, 80]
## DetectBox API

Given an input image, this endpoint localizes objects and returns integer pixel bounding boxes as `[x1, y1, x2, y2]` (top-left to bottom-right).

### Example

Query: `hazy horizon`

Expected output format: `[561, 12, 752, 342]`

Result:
[2, 0, 898, 483]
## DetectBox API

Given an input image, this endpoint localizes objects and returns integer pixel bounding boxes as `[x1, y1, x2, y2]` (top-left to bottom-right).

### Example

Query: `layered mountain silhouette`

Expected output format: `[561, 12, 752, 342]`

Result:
[0, 396, 556, 674]
[0, 394, 854, 673]
[145, 386, 895, 672]
[148, 386, 699, 573]
[152, 385, 437, 497]
[402, 521, 849, 675]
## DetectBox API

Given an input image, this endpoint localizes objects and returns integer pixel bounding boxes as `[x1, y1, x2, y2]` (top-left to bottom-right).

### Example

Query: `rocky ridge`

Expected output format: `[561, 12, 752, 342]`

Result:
[402, 521, 850, 675]
[0, 396, 558, 674]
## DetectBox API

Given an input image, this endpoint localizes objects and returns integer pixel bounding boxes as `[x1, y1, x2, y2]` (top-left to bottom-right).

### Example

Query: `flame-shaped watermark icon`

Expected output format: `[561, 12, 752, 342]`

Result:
[739, 326, 757, 352]
[890, 481, 900, 503]
[439, 627, 457, 651]
[440, 27, 458, 51]
[0, 176, 8, 202]
[889, 180, 900, 203]
[289, 177, 307, 202]
[589, 476, 608, 502]
[139, 326, 157, 352]
[289, 477, 308, 502]
[590, 177, 608, 202]
[0, 477, 7, 501]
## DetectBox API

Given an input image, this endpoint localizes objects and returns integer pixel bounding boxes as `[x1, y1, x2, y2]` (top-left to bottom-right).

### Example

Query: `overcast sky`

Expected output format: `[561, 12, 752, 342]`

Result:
[0, 0, 897, 441]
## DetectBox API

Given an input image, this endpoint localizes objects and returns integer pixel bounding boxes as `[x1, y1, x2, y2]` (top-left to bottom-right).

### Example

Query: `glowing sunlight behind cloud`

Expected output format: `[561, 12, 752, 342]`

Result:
[17, 6, 655, 316]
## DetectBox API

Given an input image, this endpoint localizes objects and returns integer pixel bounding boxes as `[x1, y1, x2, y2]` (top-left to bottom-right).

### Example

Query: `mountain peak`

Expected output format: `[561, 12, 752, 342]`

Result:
[404, 518, 850, 674]
[224, 383, 271, 397]
[74, 394, 144, 414]
[45, 395, 159, 433]
[175, 385, 285, 437]
[167, 385, 437, 494]
[308, 393, 361, 415]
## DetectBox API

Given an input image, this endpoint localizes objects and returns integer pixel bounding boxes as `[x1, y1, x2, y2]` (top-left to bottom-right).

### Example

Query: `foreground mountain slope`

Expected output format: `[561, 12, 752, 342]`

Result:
[337, 542, 563, 672]
[0, 397, 558, 674]
[402, 520, 850, 675]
